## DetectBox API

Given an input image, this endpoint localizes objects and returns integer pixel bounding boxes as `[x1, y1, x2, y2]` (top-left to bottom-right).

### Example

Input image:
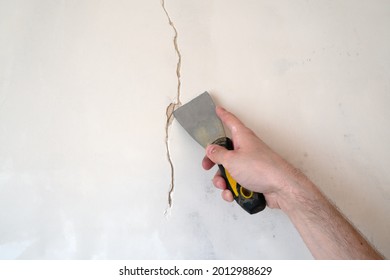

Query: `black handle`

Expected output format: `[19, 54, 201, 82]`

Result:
[213, 137, 266, 214]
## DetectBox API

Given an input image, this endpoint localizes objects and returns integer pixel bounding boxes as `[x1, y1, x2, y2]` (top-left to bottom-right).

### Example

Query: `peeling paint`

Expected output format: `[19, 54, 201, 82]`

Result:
[161, 0, 183, 214]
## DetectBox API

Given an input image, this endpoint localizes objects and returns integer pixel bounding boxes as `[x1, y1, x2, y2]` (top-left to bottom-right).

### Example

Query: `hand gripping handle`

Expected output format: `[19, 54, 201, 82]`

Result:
[213, 137, 266, 214]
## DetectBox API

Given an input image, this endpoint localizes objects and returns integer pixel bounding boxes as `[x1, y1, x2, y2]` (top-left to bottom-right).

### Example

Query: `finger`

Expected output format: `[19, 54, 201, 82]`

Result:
[202, 155, 215, 170]
[212, 171, 226, 190]
[206, 144, 230, 166]
[216, 106, 247, 135]
[221, 189, 234, 202]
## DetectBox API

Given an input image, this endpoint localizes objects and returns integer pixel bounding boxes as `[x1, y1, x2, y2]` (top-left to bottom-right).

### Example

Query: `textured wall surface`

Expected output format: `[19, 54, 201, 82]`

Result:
[1, 0, 389, 259]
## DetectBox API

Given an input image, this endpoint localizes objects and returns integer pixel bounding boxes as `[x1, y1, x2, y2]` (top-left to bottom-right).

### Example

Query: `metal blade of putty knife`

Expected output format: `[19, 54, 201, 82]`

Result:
[173, 92, 225, 148]
[173, 91, 266, 214]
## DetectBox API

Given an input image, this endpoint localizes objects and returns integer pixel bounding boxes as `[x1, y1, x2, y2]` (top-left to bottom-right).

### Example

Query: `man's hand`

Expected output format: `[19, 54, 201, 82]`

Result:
[202, 106, 296, 209]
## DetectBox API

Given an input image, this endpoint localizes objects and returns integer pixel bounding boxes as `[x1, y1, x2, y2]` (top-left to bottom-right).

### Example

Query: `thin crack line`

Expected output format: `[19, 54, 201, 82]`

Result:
[161, 0, 183, 214]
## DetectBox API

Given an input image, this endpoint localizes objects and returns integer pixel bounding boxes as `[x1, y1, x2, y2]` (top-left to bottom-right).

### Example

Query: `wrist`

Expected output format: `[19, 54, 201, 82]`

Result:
[272, 164, 321, 215]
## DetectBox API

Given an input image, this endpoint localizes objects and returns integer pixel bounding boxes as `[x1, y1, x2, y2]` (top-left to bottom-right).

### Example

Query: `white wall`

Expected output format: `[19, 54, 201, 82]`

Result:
[0, 0, 389, 259]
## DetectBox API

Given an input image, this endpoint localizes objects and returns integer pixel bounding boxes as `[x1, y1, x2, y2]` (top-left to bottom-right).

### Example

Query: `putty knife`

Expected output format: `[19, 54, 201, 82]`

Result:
[173, 92, 266, 214]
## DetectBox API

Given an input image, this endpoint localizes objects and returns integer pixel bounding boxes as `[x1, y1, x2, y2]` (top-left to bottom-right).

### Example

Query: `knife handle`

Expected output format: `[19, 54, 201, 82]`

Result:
[213, 137, 267, 214]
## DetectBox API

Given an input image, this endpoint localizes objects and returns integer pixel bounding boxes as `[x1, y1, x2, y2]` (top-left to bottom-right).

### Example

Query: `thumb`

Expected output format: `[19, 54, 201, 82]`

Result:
[206, 144, 230, 165]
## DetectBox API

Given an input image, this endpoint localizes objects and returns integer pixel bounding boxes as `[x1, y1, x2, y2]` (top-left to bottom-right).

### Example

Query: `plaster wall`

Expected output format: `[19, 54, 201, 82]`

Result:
[0, 0, 389, 259]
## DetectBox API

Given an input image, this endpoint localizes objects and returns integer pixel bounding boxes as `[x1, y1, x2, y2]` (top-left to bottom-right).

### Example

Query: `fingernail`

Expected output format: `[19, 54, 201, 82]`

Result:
[207, 145, 216, 154]
[217, 106, 226, 112]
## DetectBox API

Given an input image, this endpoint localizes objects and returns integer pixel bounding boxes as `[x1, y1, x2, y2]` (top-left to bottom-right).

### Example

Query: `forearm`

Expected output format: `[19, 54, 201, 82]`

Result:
[277, 169, 383, 260]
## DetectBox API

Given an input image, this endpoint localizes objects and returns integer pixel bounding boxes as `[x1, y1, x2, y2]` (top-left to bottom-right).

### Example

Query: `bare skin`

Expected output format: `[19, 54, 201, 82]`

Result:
[202, 106, 383, 260]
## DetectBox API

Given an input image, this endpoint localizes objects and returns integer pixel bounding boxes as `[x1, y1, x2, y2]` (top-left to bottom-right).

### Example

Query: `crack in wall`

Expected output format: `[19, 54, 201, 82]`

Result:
[161, 0, 182, 214]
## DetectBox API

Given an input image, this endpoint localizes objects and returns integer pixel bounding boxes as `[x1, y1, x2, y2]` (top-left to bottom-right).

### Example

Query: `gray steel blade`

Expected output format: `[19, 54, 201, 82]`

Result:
[173, 92, 226, 148]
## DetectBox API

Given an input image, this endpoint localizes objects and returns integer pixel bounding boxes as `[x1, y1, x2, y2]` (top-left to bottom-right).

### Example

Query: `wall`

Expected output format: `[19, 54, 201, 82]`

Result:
[0, 0, 389, 259]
